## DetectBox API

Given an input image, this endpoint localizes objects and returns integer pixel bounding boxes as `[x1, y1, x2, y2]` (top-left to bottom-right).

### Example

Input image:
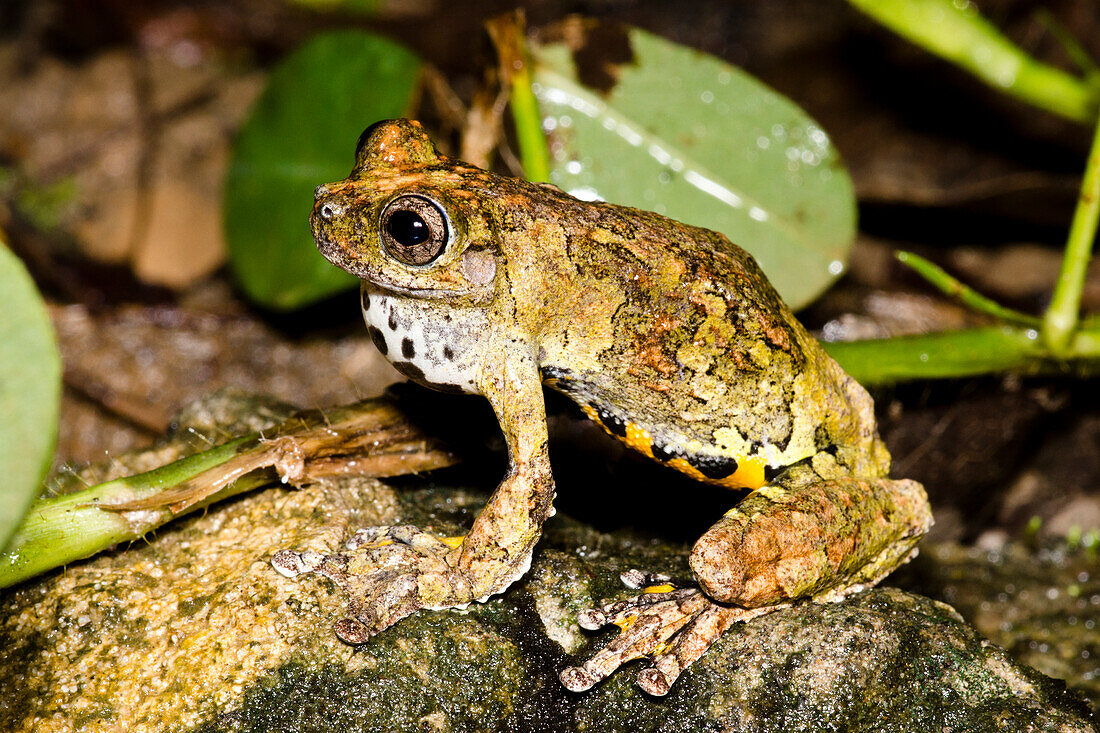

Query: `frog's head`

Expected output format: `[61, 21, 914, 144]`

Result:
[311, 119, 503, 304]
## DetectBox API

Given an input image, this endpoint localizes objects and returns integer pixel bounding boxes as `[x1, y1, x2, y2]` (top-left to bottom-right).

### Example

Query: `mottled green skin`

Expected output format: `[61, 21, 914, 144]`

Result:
[306, 119, 932, 692]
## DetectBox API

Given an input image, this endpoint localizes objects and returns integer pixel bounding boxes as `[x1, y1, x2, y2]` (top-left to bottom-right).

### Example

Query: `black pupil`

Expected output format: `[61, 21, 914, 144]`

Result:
[386, 210, 429, 246]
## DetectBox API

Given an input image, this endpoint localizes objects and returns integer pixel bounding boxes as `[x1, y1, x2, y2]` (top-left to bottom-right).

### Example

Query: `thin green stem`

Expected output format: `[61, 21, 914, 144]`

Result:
[1042, 112, 1100, 354]
[1069, 326, 1100, 358]
[507, 29, 550, 182]
[896, 250, 1040, 326]
[1034, 9, 1100, 82]
[824, 323, 1100, 386]
[847, 0, 1098, 123]
[0, 399, 457, 590]
[824, 325, 1039, 384]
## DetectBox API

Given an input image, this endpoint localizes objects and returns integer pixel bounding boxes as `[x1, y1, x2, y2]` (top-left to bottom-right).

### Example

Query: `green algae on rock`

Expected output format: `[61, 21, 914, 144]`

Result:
[901, 540, 1100, 713]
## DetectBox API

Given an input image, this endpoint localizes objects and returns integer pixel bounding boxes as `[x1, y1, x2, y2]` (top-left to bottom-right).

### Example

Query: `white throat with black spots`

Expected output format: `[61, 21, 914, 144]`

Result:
[360, 285, 484, 394]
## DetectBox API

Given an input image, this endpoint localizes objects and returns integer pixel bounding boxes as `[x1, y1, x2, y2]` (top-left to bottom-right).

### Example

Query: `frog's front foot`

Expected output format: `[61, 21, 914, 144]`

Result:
[560, 570, 781, 696]
[272, 525, 476, 643]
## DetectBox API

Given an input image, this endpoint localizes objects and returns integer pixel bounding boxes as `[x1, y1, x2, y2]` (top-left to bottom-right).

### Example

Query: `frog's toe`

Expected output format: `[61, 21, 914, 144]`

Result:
[560, 571, 705, 693]
[273, 525, 473, 644]
[271, 547, 350, 583]
[335, 569, 423, 642]
[586, 569, 700, 626]
[345, 524, 461, 555]
[561, 569, 780, 695]
[636, 600, 776, 695]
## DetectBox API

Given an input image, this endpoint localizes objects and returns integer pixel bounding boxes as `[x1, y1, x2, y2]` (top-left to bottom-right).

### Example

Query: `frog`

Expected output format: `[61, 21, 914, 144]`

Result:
[271, 118, 933, 696]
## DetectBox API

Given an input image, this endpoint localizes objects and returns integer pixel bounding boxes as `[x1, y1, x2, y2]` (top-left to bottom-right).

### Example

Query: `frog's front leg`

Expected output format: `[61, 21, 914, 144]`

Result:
[562, 466, 932, 695]
[456, 347, 555, 598]
[272, 348, 555, 642]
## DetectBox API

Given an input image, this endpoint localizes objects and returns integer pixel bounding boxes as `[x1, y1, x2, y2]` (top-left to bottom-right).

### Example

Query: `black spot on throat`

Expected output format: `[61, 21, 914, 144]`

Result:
[443, 345, 455, 361]
[388, 312, 398, 330]
[367, 326, 388, 356]
[392, 361, 467, 394]
[401, 338, 416, 359]
[392, 360, 426, 383]
[361, 291, 371, 311]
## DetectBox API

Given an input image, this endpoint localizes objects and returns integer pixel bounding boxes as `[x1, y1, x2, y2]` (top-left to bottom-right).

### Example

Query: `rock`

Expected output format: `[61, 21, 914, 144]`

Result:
[1, 393, 1095, 732]
[900, 540, 1100, 713]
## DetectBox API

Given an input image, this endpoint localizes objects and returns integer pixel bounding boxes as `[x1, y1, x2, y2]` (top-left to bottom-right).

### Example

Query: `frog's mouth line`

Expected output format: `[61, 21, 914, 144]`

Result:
[314, 235, 473, 300]
[364, 282, 467, 300]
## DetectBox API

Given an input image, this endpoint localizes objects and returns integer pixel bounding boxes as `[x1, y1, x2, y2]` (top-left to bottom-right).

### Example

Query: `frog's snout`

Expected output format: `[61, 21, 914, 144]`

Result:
[313, 185, 343, 221]
[311, 186, 354, 247]
[310, 187, 355, 268]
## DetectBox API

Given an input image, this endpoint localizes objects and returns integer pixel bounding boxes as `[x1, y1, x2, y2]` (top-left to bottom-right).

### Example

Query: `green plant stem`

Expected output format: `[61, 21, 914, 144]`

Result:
[895, 250, 1040, 326]
[847, 0, 1098, 123]
[1034, 9, 1100, 82]
[1042, 112, 1100, 354]
[824, 324, 1100, 385]
[507, 28, 550, 182]
[0, 437, 254, 588]
[825, 326, 1036, 384]
[0, 399, 456, 590]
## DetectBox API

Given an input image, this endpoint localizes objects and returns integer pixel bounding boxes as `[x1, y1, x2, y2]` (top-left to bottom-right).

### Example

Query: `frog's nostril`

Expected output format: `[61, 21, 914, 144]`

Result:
[319, 203, 337, 220]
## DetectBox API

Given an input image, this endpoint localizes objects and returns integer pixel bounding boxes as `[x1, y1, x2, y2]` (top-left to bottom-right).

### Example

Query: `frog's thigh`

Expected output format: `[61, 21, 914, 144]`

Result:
[689, 474, 932, 607]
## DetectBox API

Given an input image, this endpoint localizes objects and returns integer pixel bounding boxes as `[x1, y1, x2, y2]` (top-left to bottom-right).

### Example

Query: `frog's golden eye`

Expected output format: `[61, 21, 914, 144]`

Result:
[379, 195, 450, 266]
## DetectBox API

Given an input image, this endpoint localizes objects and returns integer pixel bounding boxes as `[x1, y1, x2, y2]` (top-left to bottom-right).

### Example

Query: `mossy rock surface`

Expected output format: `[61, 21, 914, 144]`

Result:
[1, 392, 1095, 732]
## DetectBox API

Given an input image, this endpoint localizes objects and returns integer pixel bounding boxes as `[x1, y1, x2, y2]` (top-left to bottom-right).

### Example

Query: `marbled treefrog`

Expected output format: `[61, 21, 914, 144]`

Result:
[272, 119, 932, 695]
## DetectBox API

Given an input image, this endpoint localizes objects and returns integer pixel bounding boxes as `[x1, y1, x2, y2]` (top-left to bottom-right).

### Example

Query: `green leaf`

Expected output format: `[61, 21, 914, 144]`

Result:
[225, 31, 422, 309]
[0, 243, 61, 550]
[530, 27, 856, 310]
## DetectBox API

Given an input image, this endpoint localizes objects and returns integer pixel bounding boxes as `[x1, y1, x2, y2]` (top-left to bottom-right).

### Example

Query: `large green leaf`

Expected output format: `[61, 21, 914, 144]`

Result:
[225, 31, 422, 309]
[0, 243, 60, 550]
[531, 27, 856, 309]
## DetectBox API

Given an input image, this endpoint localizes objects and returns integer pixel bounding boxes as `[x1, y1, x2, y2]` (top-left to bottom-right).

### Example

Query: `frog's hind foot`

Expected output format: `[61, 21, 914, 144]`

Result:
[271, 524, 471, 644]
[560, 570, 778, 696]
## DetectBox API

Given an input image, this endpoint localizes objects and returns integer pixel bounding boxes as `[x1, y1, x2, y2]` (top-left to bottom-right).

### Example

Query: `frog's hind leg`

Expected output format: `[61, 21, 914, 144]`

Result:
[562, 468, 931, 695]
[560, 571, 776, 695]
[689, 468, 932, 609]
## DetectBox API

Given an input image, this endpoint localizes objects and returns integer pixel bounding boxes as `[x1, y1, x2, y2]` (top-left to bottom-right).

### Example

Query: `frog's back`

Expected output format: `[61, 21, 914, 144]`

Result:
[532, 195, 887, 488]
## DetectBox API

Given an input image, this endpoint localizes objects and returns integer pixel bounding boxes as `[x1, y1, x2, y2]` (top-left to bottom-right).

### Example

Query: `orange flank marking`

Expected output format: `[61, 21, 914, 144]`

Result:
[440, 536, 465, 549]
[580, 403, 602, 426]
[721, 454, 768, 490]
[643, 584, 675, 594]
[666, 455, 768, 491]
[579, 402, 771, 490]
[623, 422, 654, 459]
